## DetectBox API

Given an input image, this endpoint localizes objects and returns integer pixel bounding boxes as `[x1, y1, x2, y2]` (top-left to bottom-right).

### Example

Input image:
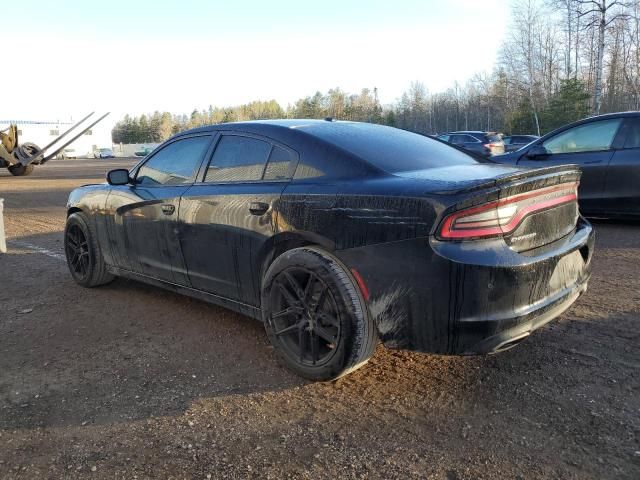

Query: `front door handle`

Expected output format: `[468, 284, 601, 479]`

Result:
[249, 201, 269, 216]
[161, 204, 175, 215]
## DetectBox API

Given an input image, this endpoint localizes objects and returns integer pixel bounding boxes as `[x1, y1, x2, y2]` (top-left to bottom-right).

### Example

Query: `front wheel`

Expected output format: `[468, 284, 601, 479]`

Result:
[64, 212, 115, 287]
[262, 247, 377, 381]
[8, 164, 34, 176]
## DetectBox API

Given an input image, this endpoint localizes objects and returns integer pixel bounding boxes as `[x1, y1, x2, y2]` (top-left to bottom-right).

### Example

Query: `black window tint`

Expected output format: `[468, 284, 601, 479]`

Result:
[624, 119, 640, 149]
[136, 136, 210, 186]
[263, 146, 295, 180]
[297, 122, 478, 173]
[205, 135, 271, 182]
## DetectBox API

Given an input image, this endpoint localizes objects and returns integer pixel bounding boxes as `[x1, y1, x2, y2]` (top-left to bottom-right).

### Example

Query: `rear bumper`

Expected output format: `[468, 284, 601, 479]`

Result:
[457, 272, 589, 354]
[336, 217, 594, 355]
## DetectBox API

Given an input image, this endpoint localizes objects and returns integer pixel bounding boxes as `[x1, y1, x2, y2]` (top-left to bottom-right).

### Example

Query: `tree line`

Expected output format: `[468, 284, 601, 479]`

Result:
[112, 0, 640, 144]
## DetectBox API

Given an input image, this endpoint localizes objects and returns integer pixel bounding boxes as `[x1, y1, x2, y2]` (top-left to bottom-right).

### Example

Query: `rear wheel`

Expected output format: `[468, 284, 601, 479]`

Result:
[262, 247, 377, 381]
[64, 212, 114, 287]
[8, 164, 34, 176]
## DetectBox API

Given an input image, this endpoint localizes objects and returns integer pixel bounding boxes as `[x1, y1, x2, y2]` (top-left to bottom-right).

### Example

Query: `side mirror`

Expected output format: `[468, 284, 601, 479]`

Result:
[526, 145, 550, 159]
[106, 169, 130, 185]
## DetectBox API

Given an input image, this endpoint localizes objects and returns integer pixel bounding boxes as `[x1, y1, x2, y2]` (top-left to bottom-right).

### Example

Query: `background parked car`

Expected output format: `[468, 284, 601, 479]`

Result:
[56, 148, 85, 159]
[437, 131, 505, 157]
[492, 112, 640, 218]
[94, 148, 115, 159]
[135, 146, 154, 157]
[503, 134, 539, 152]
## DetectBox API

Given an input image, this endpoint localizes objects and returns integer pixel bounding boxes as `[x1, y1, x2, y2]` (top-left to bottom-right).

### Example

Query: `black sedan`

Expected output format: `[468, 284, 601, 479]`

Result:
[436, 131, 505, 157]
[493, 112, 640, 217]
[65, 120, 593, 380]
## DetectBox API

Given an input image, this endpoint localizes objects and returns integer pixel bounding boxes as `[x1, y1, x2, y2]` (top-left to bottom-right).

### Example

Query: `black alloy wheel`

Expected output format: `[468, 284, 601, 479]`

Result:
[64, 212, 114, 287]
[65, 224, 90, 280]
[262, 247, 377, 381]
[269, 267, 341, 367]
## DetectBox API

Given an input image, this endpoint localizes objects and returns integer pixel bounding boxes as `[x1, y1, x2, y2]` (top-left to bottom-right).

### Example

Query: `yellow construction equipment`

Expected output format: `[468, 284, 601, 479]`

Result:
[0, 112, 109, 176]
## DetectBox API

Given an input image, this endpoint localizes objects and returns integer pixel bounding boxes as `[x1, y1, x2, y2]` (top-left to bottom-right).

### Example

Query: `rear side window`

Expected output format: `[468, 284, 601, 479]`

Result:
[623, 119, 640, 149]
[543, 119, 622, 154]
[205, 135, 271, 182]
[263, 146, 296, 180]
[136, 136, 210, 186]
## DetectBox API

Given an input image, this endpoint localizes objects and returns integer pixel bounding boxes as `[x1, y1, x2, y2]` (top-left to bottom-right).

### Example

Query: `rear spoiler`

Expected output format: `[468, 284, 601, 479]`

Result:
[434, 165, 582, 195]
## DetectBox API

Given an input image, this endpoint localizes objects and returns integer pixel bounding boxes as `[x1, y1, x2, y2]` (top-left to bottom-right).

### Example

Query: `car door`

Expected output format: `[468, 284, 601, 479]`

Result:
[517, 118, 624, 212]
[105, 134, 213, 284]
[178, 133, 297, 305]
[602, 117, 640, 215]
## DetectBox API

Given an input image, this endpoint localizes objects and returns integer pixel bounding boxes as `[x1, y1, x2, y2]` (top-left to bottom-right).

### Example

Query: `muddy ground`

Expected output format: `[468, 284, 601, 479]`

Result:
[0, 158, 638, 479]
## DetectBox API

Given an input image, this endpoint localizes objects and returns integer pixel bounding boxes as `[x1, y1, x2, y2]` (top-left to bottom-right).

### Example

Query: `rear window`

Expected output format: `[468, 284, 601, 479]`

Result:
[298, 122, 478, 173]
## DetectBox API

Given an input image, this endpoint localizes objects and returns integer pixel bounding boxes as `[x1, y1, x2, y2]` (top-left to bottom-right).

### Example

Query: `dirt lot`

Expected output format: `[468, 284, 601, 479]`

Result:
[0, 158, 638, 479]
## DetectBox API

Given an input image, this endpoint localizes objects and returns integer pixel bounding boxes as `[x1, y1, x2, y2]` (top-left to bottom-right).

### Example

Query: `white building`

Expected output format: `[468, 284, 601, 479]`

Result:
[0, 115, 113, 158]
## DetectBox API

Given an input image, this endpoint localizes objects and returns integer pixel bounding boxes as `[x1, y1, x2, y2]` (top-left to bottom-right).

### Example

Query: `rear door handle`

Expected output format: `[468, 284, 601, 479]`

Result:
[249, 201, 269, 216]
[161, 204, 175, 215]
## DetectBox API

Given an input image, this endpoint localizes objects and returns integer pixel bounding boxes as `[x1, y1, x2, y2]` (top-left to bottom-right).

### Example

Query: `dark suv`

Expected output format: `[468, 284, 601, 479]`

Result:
[503, 135, 539, 152]
[492, 112, 640, 218]
[437, 131, 505, 157]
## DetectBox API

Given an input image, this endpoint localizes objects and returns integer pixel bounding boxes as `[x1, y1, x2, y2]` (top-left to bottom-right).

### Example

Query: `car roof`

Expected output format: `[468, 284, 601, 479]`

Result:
[174, 119, 350, 136]
[443, 131, 487, 134]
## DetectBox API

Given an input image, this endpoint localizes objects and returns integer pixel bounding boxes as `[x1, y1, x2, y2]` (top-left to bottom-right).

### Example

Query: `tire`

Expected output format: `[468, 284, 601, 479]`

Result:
[262, 246, 377, 381]
[64, 212, 115, 287]
[8, 164, 34, 176]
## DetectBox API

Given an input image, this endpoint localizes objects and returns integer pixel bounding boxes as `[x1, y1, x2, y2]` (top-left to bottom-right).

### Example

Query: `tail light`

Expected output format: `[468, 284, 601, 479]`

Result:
[438, 182, 578, 240]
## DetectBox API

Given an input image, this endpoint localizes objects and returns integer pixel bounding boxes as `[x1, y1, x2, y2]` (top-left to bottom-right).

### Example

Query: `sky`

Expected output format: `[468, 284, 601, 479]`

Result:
[5, 0, 508, 127]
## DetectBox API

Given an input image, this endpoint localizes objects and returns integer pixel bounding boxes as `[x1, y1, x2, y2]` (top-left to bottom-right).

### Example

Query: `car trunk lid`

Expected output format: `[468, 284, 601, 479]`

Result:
[404, 164, 582, 252]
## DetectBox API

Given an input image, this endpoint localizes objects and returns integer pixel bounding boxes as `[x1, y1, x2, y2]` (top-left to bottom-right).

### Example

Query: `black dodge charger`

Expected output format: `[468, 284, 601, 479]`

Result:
[65, 120, 594, 380]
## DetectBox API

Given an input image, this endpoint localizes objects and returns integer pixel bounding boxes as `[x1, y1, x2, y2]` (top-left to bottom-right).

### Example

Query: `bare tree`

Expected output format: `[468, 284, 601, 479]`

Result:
[577, 1, 633, 113]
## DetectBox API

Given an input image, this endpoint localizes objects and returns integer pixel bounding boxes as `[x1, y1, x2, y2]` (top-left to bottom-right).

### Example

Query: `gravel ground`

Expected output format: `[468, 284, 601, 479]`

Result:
[0, 158, 638, 479]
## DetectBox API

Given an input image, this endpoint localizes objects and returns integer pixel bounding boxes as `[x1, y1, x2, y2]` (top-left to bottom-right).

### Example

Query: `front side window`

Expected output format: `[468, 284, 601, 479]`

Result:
[136, 136, 210, 186]
[205, 135, 271, 183]
[543, 119, 622, 154]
